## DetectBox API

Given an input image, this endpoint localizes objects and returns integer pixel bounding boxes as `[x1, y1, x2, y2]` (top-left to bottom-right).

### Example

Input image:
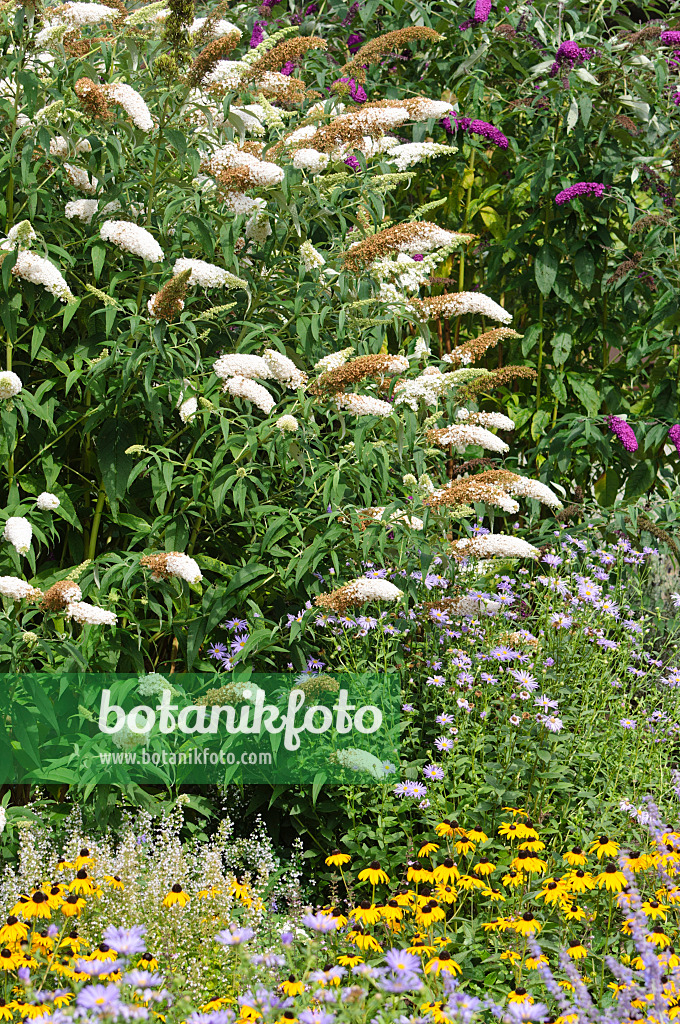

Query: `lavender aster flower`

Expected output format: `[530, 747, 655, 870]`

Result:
[608, 415, 638, 452]
[102, 925, 146, 955]
[555, 181, 607, 205]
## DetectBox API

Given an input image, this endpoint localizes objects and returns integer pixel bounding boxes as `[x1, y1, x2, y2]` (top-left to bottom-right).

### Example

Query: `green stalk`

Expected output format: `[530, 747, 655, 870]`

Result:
[87, 484, 107, 560]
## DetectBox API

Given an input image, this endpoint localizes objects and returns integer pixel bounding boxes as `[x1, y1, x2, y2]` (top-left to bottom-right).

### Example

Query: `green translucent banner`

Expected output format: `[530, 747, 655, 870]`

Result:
[0, 671, 401, 785]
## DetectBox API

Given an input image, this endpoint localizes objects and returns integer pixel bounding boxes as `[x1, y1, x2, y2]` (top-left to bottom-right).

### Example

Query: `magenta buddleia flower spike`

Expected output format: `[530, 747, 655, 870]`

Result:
[668, 424, 680, 453]
[608, 415, 638, 453]
[555, 182, 607, 205]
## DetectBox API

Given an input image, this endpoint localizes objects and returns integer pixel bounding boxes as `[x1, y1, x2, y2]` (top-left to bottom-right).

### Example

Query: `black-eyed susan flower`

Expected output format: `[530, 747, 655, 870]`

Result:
[562, 902, 586, 922]
[420, 1002, 452, 1024]
[88, 942, 119, 962]
[73, 848, 93, 870]
[473, 858, 495, 877]
[337, 954, 363, 968]
[347, 929, 382, 953]
[623, 851, 652, 873]
[525, 954, 549, 969]
[0, 1001, 12, 1022]
[424, 951, 461, 976]
[357, 861, 389, 886]
[498, 822, 521, 841]
[564, 869, 595, 893]
[589, 836, 619, 860]
[0, 948, 21, 970]
[483, 887, 507, 903]
[9, 896, 29, 917]
[280, 976, 304, 997]
[407, 937, 436, 957]
[61, 894, 86, 917]
[435, 820, 455, 838]
[596, 863, 627, 892]
[511, 850, 546, 874]
[433, 858, 460, 884]
[503, 806, 529, 818]
[659, 949, 680, 969]
[138, 952, 159, 971]
[22, 892, 50, 920]
[56, 859, 72, 872]
[500, 950, 521, 963]
[567, 939, 588, 960]
[519, 838, 546, 852]
[69, 871, 95, 897]
[648, 927, 672, 949]
[380, 900, 403, 926]
[507, 988, 533, 1004]
[434, 884, 457, 904]
[454, 837, 476, 857]
[31, 931, 53, 954]
[466, 825, 488, 843]
[482, 918, 509, 933]
[419, 843, 439, 858]
[393, 887, 415, 907]
[0, 918, 27, 945]
[407, 861, 433, 885]
[163, 884, 189, 908]
[416, 901, 445, 927]
[350, 901, 380, 926]
[201, 999, 231, 1012]
[325, 906, 348, 928]
[643, 899, 669, 921]
[502, 869, 523, 889]
[103, 875, 124, 891]
[515, 821, 539, 841]
[514, 911, 542, 936]
[537, 880, 567, 906]
[46, 886, 65, 910]
[325, 850, 350, 868]
[563, 847, 588, 867]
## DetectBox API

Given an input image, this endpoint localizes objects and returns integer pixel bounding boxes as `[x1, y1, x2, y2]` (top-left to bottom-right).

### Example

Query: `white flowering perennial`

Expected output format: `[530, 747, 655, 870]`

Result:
[1, 221, 38, 250]
[165, 553, 202, 584]
[431, 424, 510, 454]
[392, 369, 453, 411]
[203, 60, 244, 92]
[214, 354, 270, 380]
[3, 517, 33, 555]
[0, 371, 22, 399]
[300, 241, 326, 271]
[404, 97, 455, 120]
[58, 2, 118, 25]
[262, 350, 308, 390]
[362, 507, 424, 530]
[64, 164, 98, 194]
[206, 143, 284, 186]
[174, 258, 247, 291]
[65, 198, 120, 224]
[333, 747, 392, 779]
[314, 348, 353, 372]
[456, 408, 516, 431]
[12, 252, 74, 303]
[189, 16, 241, 39]
[385, 142, 457, 171]
[451, 535, 541, 560]
[276, 414, 299, 433]
[179, 397, 198, 423]
[343, 577, 403, 603]
[49, 136, 91, 158]
[503, 475, 564, 509]
[36, 492, 60, 511]
[292, 149, 329, 173]
[66, 601, 118, 626]
[100, 220, 164, 263]
[222, 375, 276, 415]
[449, 594, 502, 618]
[414, 290, 513, 324]
[335, 393, 394, 417]
[0, 577, 42, 601]
[105, 83, 154, 132]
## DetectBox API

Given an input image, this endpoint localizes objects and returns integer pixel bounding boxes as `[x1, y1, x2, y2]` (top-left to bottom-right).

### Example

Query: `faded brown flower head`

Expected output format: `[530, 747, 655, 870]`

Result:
[614, 113, 638, 136]
[140, 552, 179, 580]
[450, 457, 497, 477]
[74, 78, 112, 121]
[340, 27, 443, 84]
[621, 24, 662, 45]
[148, 269, 191, 321]
[493, 23, 516, 37]
[245, 36, 327, 81]
[443, 327, 521, 368]
[606, 252, 642, 288]
[342, 223, 471, 273]
[630, 212, 670, 235]
[63, 31, 96, 57]
[41, 580, 81, 611]
[310, 354, 406, 395]
[186, 34, 240, 88]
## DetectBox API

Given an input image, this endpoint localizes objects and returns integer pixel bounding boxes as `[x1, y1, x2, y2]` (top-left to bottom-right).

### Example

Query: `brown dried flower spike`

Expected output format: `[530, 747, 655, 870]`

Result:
[41, 580, 81, 611]
[186, 35, 241, 88]
[74, 78, 111, 121]
[310, 354, 406, 396]
[340, 27, 443, 84]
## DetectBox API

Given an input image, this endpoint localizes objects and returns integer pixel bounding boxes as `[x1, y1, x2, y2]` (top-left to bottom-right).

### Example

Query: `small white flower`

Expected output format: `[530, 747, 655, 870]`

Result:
[165, 553, 202, 584]
[0, 371, 22, 399]
[276, 414, 299, 433]
[179, 397, 198, 423]
[4, 517, 33, 555]
[300, 241, 325, 272]
[36, 492, 60, 511]
[292, 148, 329, 173]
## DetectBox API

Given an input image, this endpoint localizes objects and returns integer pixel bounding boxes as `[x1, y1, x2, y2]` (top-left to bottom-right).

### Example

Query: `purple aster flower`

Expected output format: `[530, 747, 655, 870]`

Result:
[280, 931, 294, 946]
[215, 926, 255, 945]
[299, 1012, 335, 1024]
[249, 20, 266, 47]
[402, 703, 414, 713]
[555, 181, 607, 205]
[124, 970, 165, 988]
[435, 736, 455, 752]
[75, 959, 123, 977]
[423, 763, 444, 781]
[541, 553, 562, 567]
[76, 985, 123, 1014]
[207, 642, 228, 660]
[608, 415, 638, 452]
[620, 718, 637, 729]
[302, 912, 337, 934]
[102, 925, 146, 956]
[225, 618, 248, 631]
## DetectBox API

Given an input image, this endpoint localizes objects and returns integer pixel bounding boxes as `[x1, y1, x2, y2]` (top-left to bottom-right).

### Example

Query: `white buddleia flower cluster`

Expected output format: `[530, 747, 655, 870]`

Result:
[189, 16, 241, 40]
[361, 507, 424, 530]
[448, 594, 502, 618]
[206, 142, 284, 186]
[64, 164, 98, 194]
[333, 747, 392, 779]
[503, 475, 564, 509]
[335, 393, 394, 417]
[300, 241, 325, 272]
[4, 517, 33, 555]
[292, 149, 329, 174]
[173, 258, 247, 291]
[12, 252, 74, 302]
[392, 369, 452, 411]
[431, 424, 510, 454]
[58, 2, 119, 25]
[66, 601, 118, 626]
[262, 349, 307, 390]
[214, 354, 270, 379]
[179, 397, 198, 423]
[49, 136, 92, 159]
[1, 221, 38, 251]
[403, 97, 454, 120]
[203, 60, 244, 91]
[413, 338, 430, 360]
[165, 553, 202, 584]
[222, 192, 262, 215]
[105, 83, 154, 132]
[275, 415, 299, 433]
[314, 348, 353, 372]
[36, 492, 60, 510]
[456, 408, 516, 431]
[222, 375, 275, 414]
[65, 198, 121, 224]
[0, 576, 42, 601]
[0, 371, 22, 399]
[245, 203, 272, 244]
[100, 221, 164, 262]
[412, 290, 513, 324]
[385, 142, 457, 171]
[138, 672, 172, 697]
[451, 535, 540, 560]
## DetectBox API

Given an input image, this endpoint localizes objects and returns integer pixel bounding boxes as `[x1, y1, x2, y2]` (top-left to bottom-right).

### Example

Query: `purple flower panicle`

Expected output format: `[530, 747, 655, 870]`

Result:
[608, 415, 638, 453]
[347, 32, 363, 53]
[554, 181, 606, 205]
[549, 39, 595, 77]
[661, 30, 680, 44]
[333, 76, 367, 102]
[474, 0, 492, 22]
[249, 20, 266, 47]
[669, 424, 680, 454]
[442, 112, 509, 148]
